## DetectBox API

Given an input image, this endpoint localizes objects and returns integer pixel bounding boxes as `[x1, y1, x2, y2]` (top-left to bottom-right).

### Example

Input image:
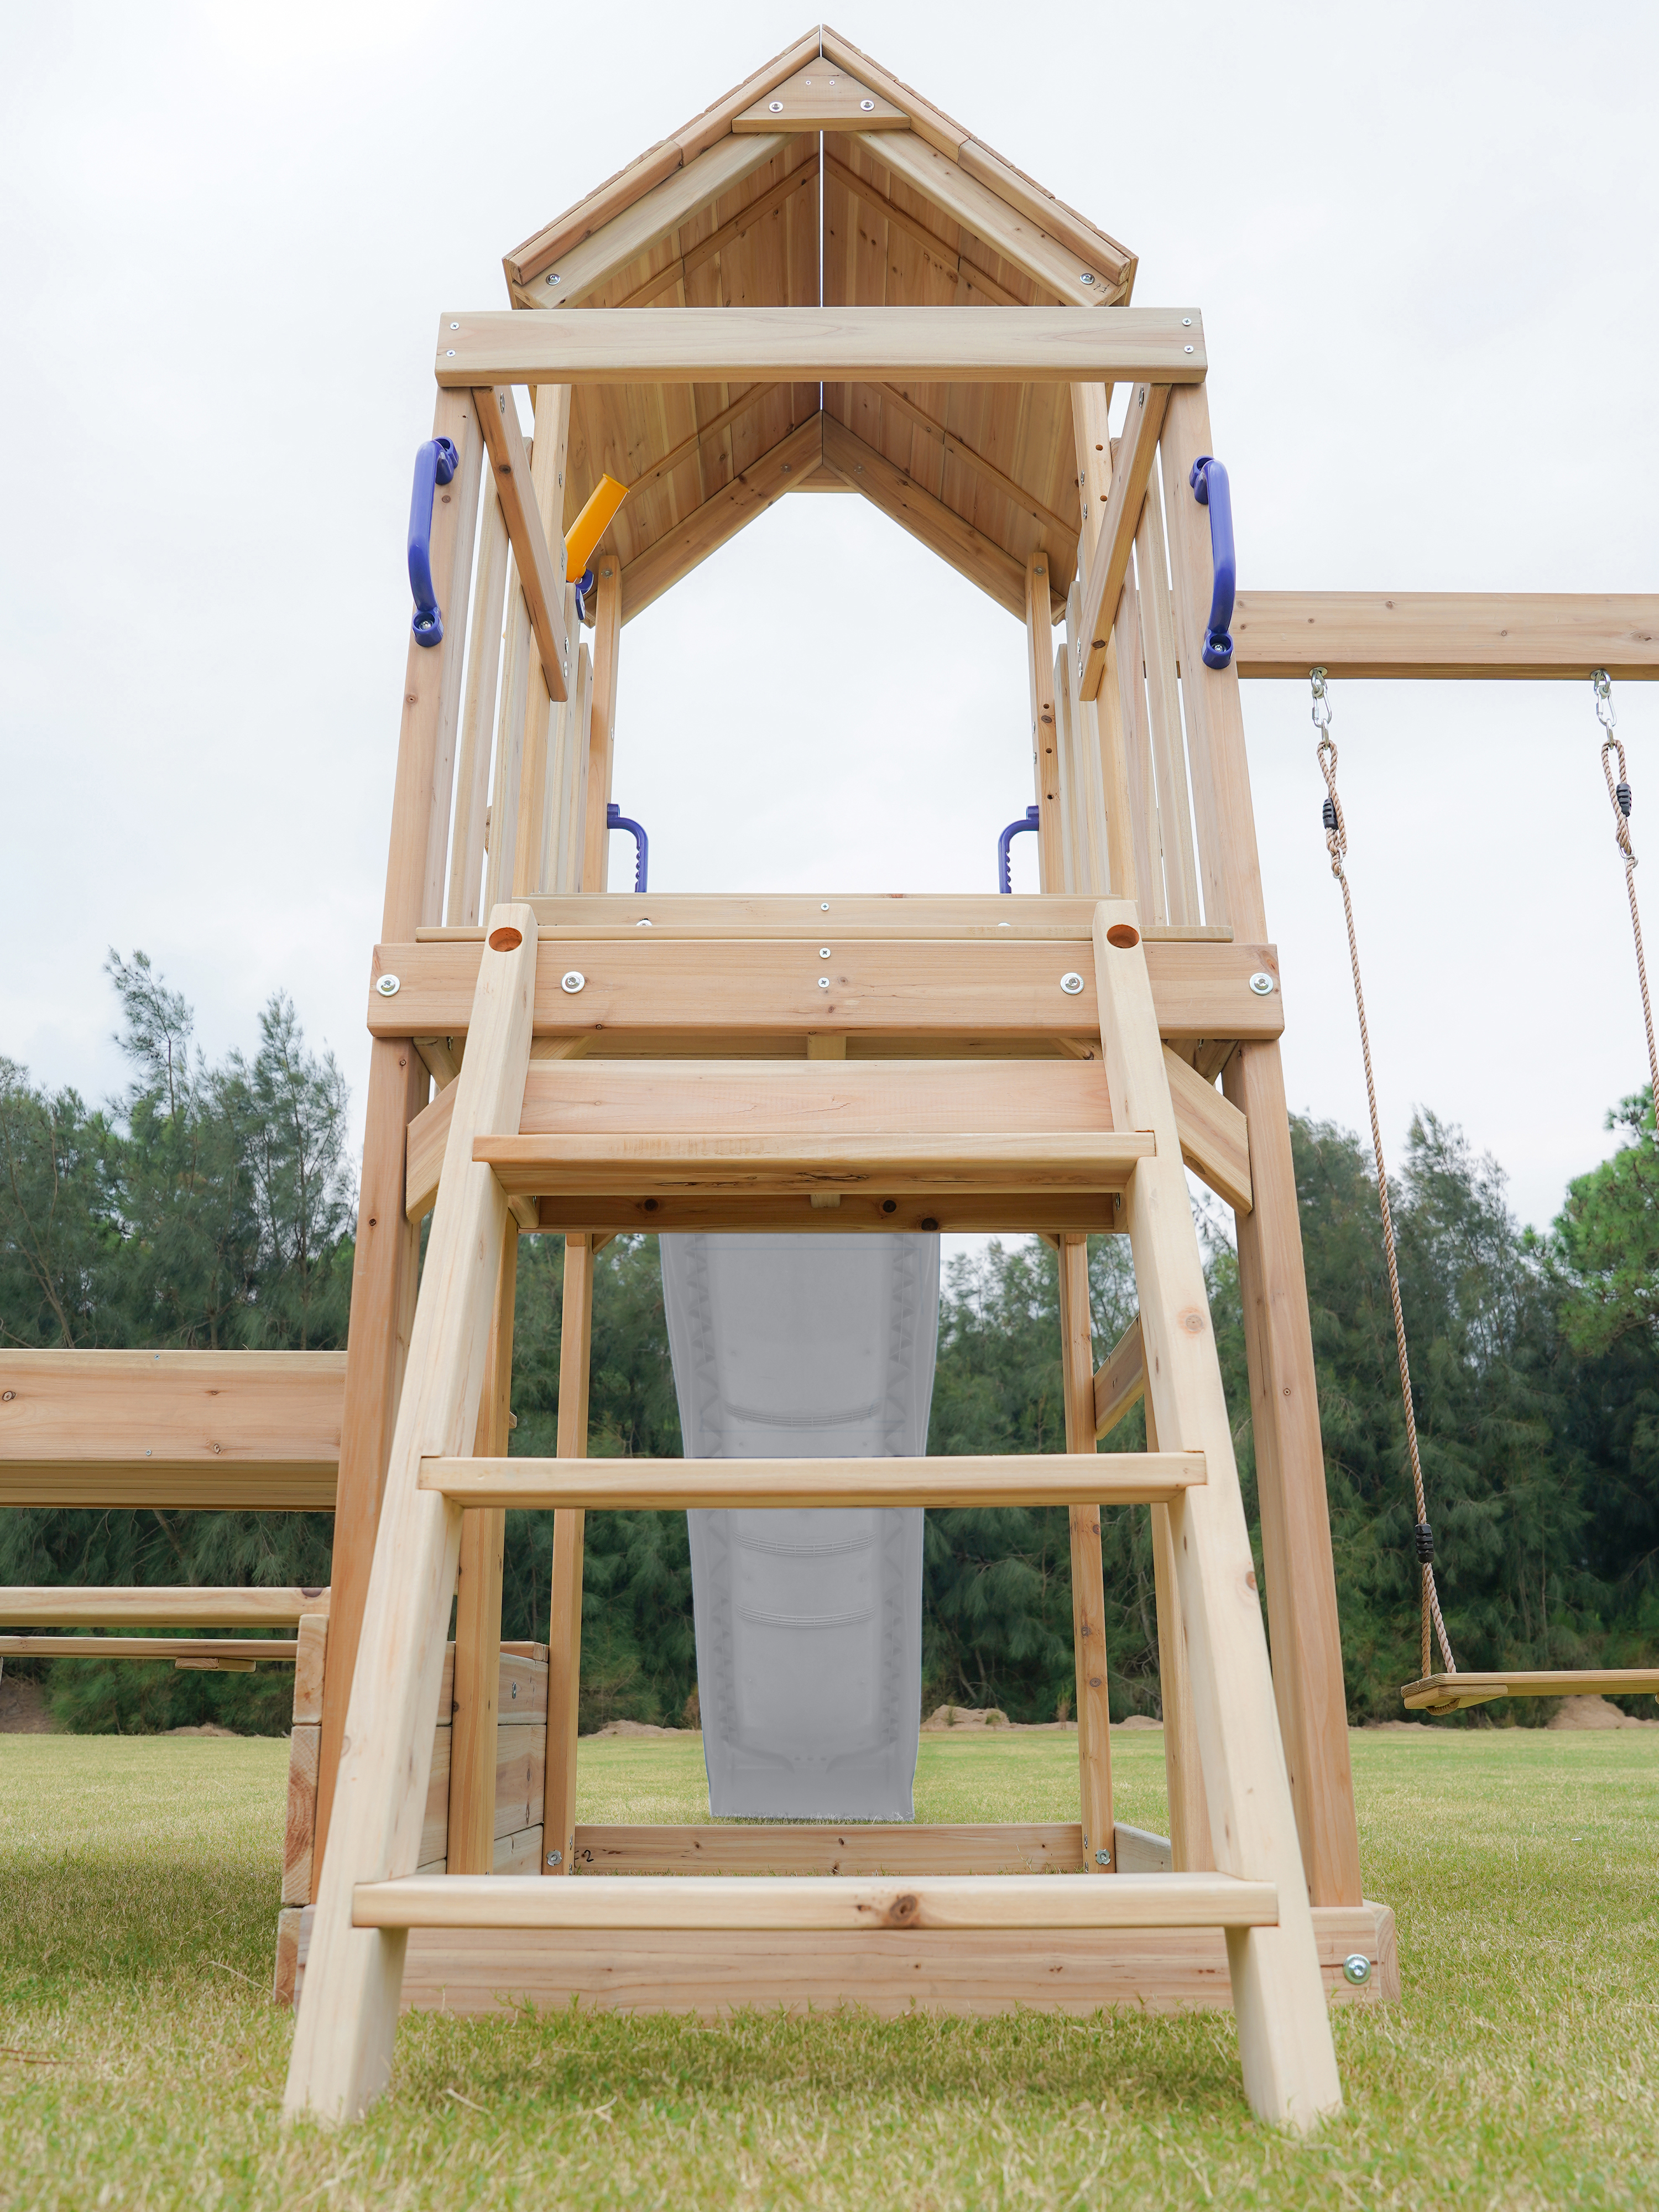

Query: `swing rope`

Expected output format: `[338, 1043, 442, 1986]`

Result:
[1592, 670, 1659, 1117]
[1310, 669, 1456, 1681]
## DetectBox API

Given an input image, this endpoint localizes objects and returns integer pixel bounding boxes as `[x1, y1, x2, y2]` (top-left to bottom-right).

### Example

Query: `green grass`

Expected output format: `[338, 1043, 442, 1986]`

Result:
[1, 1726, 1656, 2209]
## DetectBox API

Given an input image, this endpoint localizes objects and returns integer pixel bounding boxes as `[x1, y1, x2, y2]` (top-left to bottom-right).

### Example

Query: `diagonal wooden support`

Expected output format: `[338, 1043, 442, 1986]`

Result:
[284, 905, 538, 2127]
[1092, 904, 1342, 2131]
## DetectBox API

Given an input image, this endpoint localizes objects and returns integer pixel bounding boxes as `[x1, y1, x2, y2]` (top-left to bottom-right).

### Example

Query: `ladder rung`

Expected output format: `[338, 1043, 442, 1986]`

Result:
[352, 1872, 1279, 1934]
[418, 1451, 1205, 1510]
[0, 1636, 296, 1662]
[472, 1130, 1154, 1198]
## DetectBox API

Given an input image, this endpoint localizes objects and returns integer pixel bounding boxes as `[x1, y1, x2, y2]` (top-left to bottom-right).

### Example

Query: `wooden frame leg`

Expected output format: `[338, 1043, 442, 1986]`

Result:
[1058, 1235, 1114, 1870]
[1149, 1454, 1211, 1868]
[447, 1231, 519, 1874]
[284, 908, 538, 2127]
[542, 1234, 595, 1875]
[1224, 1041, 1363, 1908]
[1095, 909, 1341, 2130]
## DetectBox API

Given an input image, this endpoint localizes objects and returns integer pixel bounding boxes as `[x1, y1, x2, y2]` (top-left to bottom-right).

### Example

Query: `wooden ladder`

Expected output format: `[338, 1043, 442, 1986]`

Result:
[283, 901, 1343, 2132]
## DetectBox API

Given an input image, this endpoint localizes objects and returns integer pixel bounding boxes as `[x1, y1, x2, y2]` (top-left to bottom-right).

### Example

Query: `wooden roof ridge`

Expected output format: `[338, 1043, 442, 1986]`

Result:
[502, 24, 1136, 304]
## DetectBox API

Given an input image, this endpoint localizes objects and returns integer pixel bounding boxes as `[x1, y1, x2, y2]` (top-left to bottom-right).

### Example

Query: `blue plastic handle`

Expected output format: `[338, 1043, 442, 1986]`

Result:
[1188, 455, 1236, 671]
[608, 801, 649, 893]
[997, 805, 1041, 894]
[408, 436, 459, 647]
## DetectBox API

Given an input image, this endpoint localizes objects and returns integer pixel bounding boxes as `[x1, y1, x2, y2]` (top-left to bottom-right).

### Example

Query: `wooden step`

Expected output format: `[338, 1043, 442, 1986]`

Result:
[1404, 1668, 1659, 1713]
[473, 1130, 1154, 1201]
[352, 1871, 1278, 1934]
[0, 1584, 327, 1627]
[419, 1450, 1204, 1511]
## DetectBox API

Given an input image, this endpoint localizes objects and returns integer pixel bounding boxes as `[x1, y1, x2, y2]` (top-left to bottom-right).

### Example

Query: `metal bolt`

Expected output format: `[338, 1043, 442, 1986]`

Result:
[1060, 972, 1085, 995]
[818, 977, 831, 989]
[561, 971, 586, 994]
[1182, 317, 1192, 327]
[1248, 971, 1276, 997]
[819, 947, 832, 958]
[1341, 1953, 1373, 1986]
[636, 919, 652, 927]
[377, 974, 401, 997]
[545, 273, 561, 286]
[1081, 271, 1096, 285]
[998, 921, 1010, 928]
[546, 1849, 563, 1867]
[769, 100, 784, 112]
[821, 902, 830, 911]
[1184, 344, 1195, 354]
[1095, 1849, 1112, 1866]
[445, 349, 455, 357]
[859, 97, 875, 110]
[450, 322, 459, 330]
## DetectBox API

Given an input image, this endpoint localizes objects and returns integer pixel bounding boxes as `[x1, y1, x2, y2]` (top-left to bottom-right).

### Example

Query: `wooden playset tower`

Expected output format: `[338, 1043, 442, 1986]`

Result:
[11, 21, 1657, 2141]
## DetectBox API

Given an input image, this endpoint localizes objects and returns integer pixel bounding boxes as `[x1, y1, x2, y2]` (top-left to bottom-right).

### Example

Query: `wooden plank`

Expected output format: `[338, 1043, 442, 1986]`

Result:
[0, 1353, 346, 1478]
[354, 1871, 1278, 1933]
[1232, 592, 1659, 681]
[0, 1465, 337, 1512]
[420, 1451, 1204, 1511]
[520, 134, 786, 311]
[0, 1584, 327, 1626]
[735, 60, 907, 132]
[1112, 565, 1162, 913]
[544, 1236, 594, 1878]
[1403, 1668, 1659, 1712]
[1058, 1235, 1114, 1870]
[822, 150, 1023, 309]
[0, 1635, 296, 1660]
[446, 491, 508, 929]
[955, 139, 1136, 296]
[420, 1709, 545, 1869]
[1137, 472, 1201, 924]
[498, 893, 1230, 938]
[372, 932, 1284, 1046]
[625, 383, 787, 493]
[869, 378, 1074, 539]
[1164, 1045, 1252, 1213]
[532, 1194, 1124, 1236]
[572, 1822, 1088, 1875]
[823, 415, 1027, 618]
[580, 562, 622, 891]
[1076, 380, 1169, 702]
[1093, 1315, 1146, 1437]
[1027, 553, 1066, 885]
[1093, 909, 1343, 2127]
[293, 1612, 328, 1724]
[283, 907, 538, 2127]
[295, 1901, 1396, 2017]
[1146, 1387, 1212, 1875]
[284, 1723, 320, 1907]
[852, 131, 1107, 310]
[817, 27, 972, 158]
[447, 1230, 517, 1877]
[621, 414, 822, 619]
[476, 1129, 1154, 1197]
[437, 309, 1209, 389]
[483, 554, 531, 909]
[474, 388, 570, 703]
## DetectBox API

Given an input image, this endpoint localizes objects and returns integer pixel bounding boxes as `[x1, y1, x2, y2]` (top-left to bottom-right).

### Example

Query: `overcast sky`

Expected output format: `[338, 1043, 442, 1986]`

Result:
[4, 1, 1656, 1233]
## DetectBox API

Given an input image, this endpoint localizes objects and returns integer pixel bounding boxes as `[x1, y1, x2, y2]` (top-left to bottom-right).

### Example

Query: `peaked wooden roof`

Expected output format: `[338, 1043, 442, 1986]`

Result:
[503, 27, 1137, 624]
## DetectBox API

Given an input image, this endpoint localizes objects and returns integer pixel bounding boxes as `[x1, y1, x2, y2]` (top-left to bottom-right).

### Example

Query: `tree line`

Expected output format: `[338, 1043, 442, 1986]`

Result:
[2, 959, 1655, 1732]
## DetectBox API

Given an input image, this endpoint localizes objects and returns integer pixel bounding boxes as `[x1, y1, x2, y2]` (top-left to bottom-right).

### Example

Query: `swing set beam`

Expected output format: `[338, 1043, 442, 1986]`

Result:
[1232, 592, 1659, 682]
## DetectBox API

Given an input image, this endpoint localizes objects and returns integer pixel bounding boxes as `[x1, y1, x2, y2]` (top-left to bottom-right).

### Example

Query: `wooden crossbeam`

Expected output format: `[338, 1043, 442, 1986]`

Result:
[735, 61, 907, 133]
[474, 388, 570, 702]
[530, 1195, 1124, 1236]
[353, 1871, 1276, 1933]
[1231, 592, 1659, 681]
[419, 1450, 1202, 1510]
[369, 934, 1284, 1049]
[0, 1636, 298, 1662]
[501, 895, 1233, 940]
[1075, 380, 1169, 701]
[1093, 1316, 1146, 1437]
[571, 1821, 1092, 1875]
[0, 1587, 327, 1626]
[436, 309, 1208, 389]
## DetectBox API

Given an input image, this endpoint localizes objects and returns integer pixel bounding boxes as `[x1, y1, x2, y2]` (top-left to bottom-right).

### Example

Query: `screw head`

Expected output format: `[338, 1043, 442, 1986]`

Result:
[545, 273, 560, 285]
[1342, 1953, 1373, 1986]
[859, 97, 875, 109]
[445, 349, 455, 357]
[1060, 972, 1085, 995]
[1182, 316, 1192, 327]
[546, 1849, 563, 1867]
[636, 919, 652, 927]
[1248, 971, 1276, 997]
[450, 321, 459, 330]
[376, 974, 401, 997]
[561, 971, 586, 994]
[1094, 1849, 1112, 1866]
[818, 977, 831, 989]
[819, 947, 831, 958]
[821, 902, 830, 911]
[1184, 344, 1195, 354]
[769, 99, 784, 112]
[1081, 271, 1096, 285]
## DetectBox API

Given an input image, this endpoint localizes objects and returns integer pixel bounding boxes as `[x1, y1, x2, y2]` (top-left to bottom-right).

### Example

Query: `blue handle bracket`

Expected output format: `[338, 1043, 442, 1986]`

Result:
[1188, 455, 1236, 671]
[997, 805, 1041, 894]
[408, 436, 459, 648]
[608, 802, 649, 893]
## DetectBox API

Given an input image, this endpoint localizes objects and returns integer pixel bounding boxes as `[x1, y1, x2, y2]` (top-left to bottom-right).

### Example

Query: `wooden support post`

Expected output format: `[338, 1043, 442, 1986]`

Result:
[1136, 473, 1200, 925]
[447, 487, 510, 927]
[513, 384, 573, 899]
[1058, 1234, 1113, 1870]
[285, 906, 538, 2126]
[556, 636, 594, 893]
[1160, 380, 1362, 1911]
[542, 1233, 595, 1876]
[315, 385, 483, 1878]
[1094, 909, 1341, 2128]
[1026, 552, 1063, 891]
[1146, 1386, 1211, 1872]
[580, 561, 623, 892]
[446, 1230, 518, 1874]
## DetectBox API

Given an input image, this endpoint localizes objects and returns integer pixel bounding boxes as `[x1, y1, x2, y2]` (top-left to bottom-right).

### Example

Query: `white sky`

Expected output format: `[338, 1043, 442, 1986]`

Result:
[4, 1, 1656, 1232]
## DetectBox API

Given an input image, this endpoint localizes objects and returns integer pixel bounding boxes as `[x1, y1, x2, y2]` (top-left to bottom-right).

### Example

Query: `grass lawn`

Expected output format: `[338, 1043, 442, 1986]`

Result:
[1, 1724, 1656, 2209]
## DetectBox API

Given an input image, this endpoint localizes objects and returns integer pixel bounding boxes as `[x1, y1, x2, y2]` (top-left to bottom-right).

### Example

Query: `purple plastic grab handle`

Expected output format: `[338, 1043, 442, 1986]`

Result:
[998, 805, 1041, 893]
[607, 802, 649, 893]
[1188, 455, 1235, 670]
[408, 435, 458, 648]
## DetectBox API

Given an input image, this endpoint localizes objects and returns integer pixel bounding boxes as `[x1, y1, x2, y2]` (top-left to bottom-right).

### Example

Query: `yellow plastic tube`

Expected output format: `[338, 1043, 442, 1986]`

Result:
[565, 473, 629, 580]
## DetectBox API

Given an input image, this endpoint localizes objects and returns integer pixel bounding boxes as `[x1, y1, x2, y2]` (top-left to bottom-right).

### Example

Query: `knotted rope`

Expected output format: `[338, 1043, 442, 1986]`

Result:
[1310, 669, 1456, 1681]
[1593, 670, 1659, 1117]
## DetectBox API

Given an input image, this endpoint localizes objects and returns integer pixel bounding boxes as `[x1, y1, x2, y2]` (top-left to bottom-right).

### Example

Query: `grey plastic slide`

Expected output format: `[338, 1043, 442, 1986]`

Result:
[659, 1233, 941, 1820]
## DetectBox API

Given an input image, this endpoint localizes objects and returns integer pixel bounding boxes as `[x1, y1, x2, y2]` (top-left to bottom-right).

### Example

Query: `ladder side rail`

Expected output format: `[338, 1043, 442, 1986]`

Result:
[1093, 906, 1342, 2130]
[1058, 1234, 1114, 1866]
[285, 908, 538, 2127]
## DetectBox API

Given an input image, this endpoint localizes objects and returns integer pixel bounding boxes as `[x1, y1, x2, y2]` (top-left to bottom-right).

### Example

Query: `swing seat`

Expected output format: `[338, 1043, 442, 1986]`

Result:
[1402, 1668, 1659, 1714]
